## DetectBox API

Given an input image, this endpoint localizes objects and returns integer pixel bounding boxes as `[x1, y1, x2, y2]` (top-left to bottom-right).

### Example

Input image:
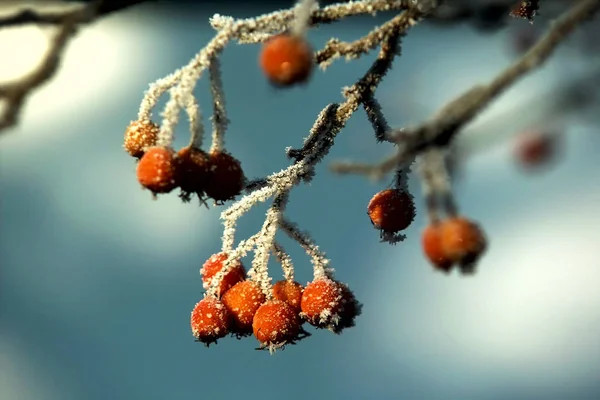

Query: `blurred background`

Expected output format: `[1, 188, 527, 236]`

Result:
[1, 0, 599, 399]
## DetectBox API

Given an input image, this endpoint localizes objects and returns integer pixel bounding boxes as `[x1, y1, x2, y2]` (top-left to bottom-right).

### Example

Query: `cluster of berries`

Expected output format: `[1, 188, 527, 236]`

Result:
[190, 253, 361, 352]
[123, 119, 245, 203]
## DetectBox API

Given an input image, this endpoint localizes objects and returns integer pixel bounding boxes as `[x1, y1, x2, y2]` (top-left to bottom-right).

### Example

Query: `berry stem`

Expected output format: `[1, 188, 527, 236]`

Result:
[279, 217, 332, 280]
[250, 192, 289, 298]
[208, 56, 229, 153]
[290, 0, 317, 38]
[272, 241, 295, 281]
[206, 234, 258, 298]
[182, 92, 205, 148]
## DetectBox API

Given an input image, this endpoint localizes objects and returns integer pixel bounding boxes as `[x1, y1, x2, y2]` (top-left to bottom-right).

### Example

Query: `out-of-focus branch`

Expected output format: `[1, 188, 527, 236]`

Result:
[0, 0, 154, 135]
[0, 0, 156, 28]
[330, 0, 600, 179]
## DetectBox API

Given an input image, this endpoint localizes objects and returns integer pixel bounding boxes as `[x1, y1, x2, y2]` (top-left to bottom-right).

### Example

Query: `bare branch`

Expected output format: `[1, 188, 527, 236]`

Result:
[330, 0, 600, 178]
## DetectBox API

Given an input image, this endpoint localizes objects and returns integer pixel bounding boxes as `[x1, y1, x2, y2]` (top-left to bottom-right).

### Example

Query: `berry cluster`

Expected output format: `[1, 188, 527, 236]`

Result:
[124, 0, 577, 354]
[123, 120, 245, 204]
[191, 252, 361, 353]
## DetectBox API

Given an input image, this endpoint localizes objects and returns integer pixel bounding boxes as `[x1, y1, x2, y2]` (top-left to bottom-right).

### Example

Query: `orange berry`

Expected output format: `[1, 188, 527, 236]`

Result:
[222, 280, 266, 335]
[422, 223, 454, 273]
[201, 253, 246, 297]
[190, 297, 231, 346]
[123, 119, 159, 158]
[204, 151, 245, 203]
[177, 146, 210, 202]
[136, 146, 179, 194]
[252, 300, 302, 348]
[259, 34, 313, 87]
[272, 280, 304, 313]
[301, 278, 359, 332]
[441, 217, 487, 271]
[367, 189, 416, 233]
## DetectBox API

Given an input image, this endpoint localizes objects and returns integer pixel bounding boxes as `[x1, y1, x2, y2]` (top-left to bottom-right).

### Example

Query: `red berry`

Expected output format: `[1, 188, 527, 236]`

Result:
[190, 297, 231, 345]
[259, 34, 313, 87]
[177, 146, 210, 202]
[222, 280, 266, 335]
[272, 280, 304, 313]
[441, 217, 487, 272]
[136, 146, 179, 194]
[301, 278, 359, 333]
[367, 189, 416, 233]
[204, 151, 245, 203]
[422, 223, 454, 273]
[201, 253, 246, 297]
[252, 300, 302, 349]
[515, 131, 556, 170]
[123, 119, 159, 158]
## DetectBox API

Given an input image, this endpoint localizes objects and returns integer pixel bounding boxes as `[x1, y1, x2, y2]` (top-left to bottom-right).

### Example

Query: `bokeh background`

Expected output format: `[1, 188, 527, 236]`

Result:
[1, 1, 599, 399]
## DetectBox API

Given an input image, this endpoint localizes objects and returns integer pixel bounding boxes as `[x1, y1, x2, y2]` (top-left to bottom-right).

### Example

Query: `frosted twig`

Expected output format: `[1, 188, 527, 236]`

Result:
[330, 0, 600, 179]
[208, 56, 229, 153]
[206, 234, 259, 298]
[279, 218, 332, 280]
[182, 91, 204, 148]
[272, 242, 295, 281]
[315, 10, 416, 70]
[250, 192, 290, 297]
[291, 0, 318, 37]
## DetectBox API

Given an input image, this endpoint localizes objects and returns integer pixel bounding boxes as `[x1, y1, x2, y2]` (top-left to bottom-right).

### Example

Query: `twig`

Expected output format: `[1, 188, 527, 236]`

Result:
[330, 0, 600, 178]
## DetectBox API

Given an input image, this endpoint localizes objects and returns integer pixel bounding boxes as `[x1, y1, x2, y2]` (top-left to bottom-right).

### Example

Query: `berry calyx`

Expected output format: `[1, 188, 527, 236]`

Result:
[201, 253, 246, 297]
[190, 296, 231, 346]
[177, 146, 211, 202]
[259, 33, 313, 87]
[136, 146, 179, 194]
[441, 217, 487, 273]
[422, 223, 454, 273]
[272, 280, 304, 313]
[123, 119, 159, 158]
[252, 300, 302, 350]
[367, 189, 416, 234]
[204, 151, 245, 203]
[301, 278, 359, 333]
[222, 280, 266, 335]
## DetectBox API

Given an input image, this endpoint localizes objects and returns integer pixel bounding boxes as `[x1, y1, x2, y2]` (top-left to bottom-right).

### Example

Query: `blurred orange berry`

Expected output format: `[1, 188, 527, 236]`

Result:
[367, 189, 416, 234]
[441, 217, 487, 270]
[222, 280, 266, 335]
[272, 280, 304, 313]
[422, 223, 454, 273]
[204, 151, 245, 203]
[201, 253, 246, 297]
[253, 300, 302, 348]
[259, 34, 313, 87]
[123, 119, 159, 158]
[190, 297, 231, 346]
[136, 146, 179, 194]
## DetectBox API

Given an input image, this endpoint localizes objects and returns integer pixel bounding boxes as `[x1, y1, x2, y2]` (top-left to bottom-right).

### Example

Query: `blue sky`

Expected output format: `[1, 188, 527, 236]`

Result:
[1, 2, 599, 400]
